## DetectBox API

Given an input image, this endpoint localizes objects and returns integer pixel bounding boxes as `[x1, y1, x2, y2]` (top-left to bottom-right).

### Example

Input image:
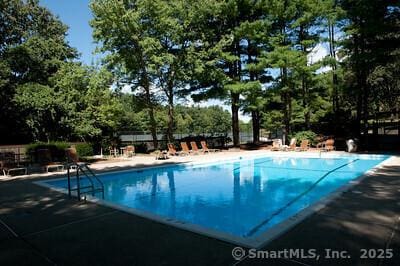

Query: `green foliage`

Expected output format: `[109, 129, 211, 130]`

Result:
[340, 0, 400, 134]
[14, 83, 69, 141]
[118, 97, 232, 135]
[1, 0, 399, 149]
[239, 121, 252, 133]
[14, 63, 123, 142]
[75, 143, 94, 157]
[290, 131, 318, 146]
[175, 105, 232, 135]
[91, 0, 214, 141]
[26, 141, 70, 162]
[261, 110, 284, 131]
[0, 0, 77, 143]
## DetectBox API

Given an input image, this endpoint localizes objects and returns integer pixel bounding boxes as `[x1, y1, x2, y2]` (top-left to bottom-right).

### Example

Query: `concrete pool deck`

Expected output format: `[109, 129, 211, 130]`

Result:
[1, 150, 400, 265]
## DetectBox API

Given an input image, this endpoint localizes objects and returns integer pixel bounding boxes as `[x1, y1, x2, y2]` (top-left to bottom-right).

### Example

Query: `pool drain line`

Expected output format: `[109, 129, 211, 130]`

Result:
[232, 158, 275, 173]
[245, 158, 360, 237]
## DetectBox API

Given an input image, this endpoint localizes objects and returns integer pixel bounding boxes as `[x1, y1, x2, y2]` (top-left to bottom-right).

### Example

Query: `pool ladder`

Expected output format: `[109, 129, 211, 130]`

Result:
[67, 163, 105, 200]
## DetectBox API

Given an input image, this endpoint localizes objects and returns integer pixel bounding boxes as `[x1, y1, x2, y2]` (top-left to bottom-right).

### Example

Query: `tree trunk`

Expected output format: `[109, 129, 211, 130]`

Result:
[356, 83, 362, 137]
[281, 67, 291, 141]
[328, 21, 339, 135]
[247, 39, 261, 144]
[329, 22, 339, 112]
[352, 31, 362, 138]
[298, 25, 311, 130]
[302, 76, 311, 130]
[231, 92, 240, 147]
[280, 21, 291, 142]
[362, 82, 369, 136]
[360, 40, 369, 138]
[167, 87, 174, 143]
[142, 75, 158, 148]
[148, 107, 158, 148]
[228, 40, 241, 148]
[252, 110, 260, 143]
[287, 90, 292, 137]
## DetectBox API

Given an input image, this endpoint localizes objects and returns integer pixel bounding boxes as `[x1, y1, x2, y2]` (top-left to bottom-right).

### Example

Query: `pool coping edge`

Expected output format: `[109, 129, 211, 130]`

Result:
[33, 154, 395, 249]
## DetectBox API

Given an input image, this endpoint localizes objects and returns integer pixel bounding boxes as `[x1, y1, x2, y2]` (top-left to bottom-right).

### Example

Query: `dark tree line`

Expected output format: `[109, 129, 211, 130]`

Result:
[91, 0, 399, 147]
[0, 0, 399, 147]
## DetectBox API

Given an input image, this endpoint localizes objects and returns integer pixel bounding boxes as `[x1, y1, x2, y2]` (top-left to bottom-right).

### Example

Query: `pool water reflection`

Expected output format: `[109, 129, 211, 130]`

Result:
[45, 155, 388, 238]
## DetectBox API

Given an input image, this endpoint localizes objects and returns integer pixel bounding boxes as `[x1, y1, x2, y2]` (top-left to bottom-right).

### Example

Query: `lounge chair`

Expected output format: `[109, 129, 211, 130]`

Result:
[167, 143, 187, 156]
[200, 141, 220, 152]
[37, 149, 64, 172]
[65, 148, 88, 169]
[316, 141, 325, 149]
[123, 145, 135, 157]
[323, 139, 335, 151]
[0, 160, 27, 176]
[155, 150, 168, 160]
[296, 140, 310, 151]
[190, 141, 205, 154]
[167, 143, 177, 156]
[181, 142, 198, 155]
[279, 138, 297, 151]
[287, 138, 297, 151]
[271, 140, 282, 151]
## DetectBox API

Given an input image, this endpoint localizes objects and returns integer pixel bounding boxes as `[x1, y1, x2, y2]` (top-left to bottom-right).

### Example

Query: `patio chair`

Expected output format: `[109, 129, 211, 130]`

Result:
[124, 145, 135, 157]
[37, 149, 64, 173]
[323, 139, 335, 151]
[109, 146, 119, 157]
[281, 138, 296, 151]
[66, 148, 83, 163]
[181, 142, 197, 155]
[155, 150, 168, 160]
[167, 143, 187, 156]
[65, 147, 88, 169]
[271, 139, 282, 151]
[0, 160, 27, 176]
[190, 141, 204, 154]
[167, 143, 176, 156]
[295, 140, 310, 151]
[316, 141, 324, 149]
[286, 138, 297, 151]
[200, 141, 220, 152]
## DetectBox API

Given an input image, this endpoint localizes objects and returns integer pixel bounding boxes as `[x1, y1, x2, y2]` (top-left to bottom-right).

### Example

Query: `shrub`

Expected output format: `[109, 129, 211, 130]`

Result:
[75, 143, 94, 157]
[26, 141, 70, 162]
[131, 143, 146, 153]
[290, 131, 318, 146]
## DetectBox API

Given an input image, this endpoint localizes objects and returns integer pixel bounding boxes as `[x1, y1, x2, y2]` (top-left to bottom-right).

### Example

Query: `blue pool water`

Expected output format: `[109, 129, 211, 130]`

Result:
[43, 155, 388, 240]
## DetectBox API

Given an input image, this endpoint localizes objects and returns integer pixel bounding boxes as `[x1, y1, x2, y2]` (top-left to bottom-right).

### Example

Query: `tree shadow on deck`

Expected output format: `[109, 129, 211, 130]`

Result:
[239, 163, 400, 266]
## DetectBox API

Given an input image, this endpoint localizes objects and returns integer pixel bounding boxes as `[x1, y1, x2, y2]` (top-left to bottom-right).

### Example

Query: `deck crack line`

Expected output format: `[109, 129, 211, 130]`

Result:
[0, 216, 19, 238]
[0, 217, 57, 265]
[245, 159, 360, 237]
[23, 210, 118, 237]
[379, 216, 400, 266]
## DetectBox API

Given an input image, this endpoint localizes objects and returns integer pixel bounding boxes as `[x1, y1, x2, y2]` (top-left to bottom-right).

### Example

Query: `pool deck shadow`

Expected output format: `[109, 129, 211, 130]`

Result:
[0, 156, 399, 265]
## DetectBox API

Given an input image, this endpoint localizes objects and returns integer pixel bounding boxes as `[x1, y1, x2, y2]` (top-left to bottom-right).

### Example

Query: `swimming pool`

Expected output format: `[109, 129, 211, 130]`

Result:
[39, 154, 389, 247]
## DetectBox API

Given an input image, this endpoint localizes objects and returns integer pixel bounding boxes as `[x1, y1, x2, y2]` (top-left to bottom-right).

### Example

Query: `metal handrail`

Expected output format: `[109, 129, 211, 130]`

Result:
[67, 162, 105, 200]
[81, 165, 104, 188]
[79, 164, 105, 199]
[77, 166, 95, 196]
